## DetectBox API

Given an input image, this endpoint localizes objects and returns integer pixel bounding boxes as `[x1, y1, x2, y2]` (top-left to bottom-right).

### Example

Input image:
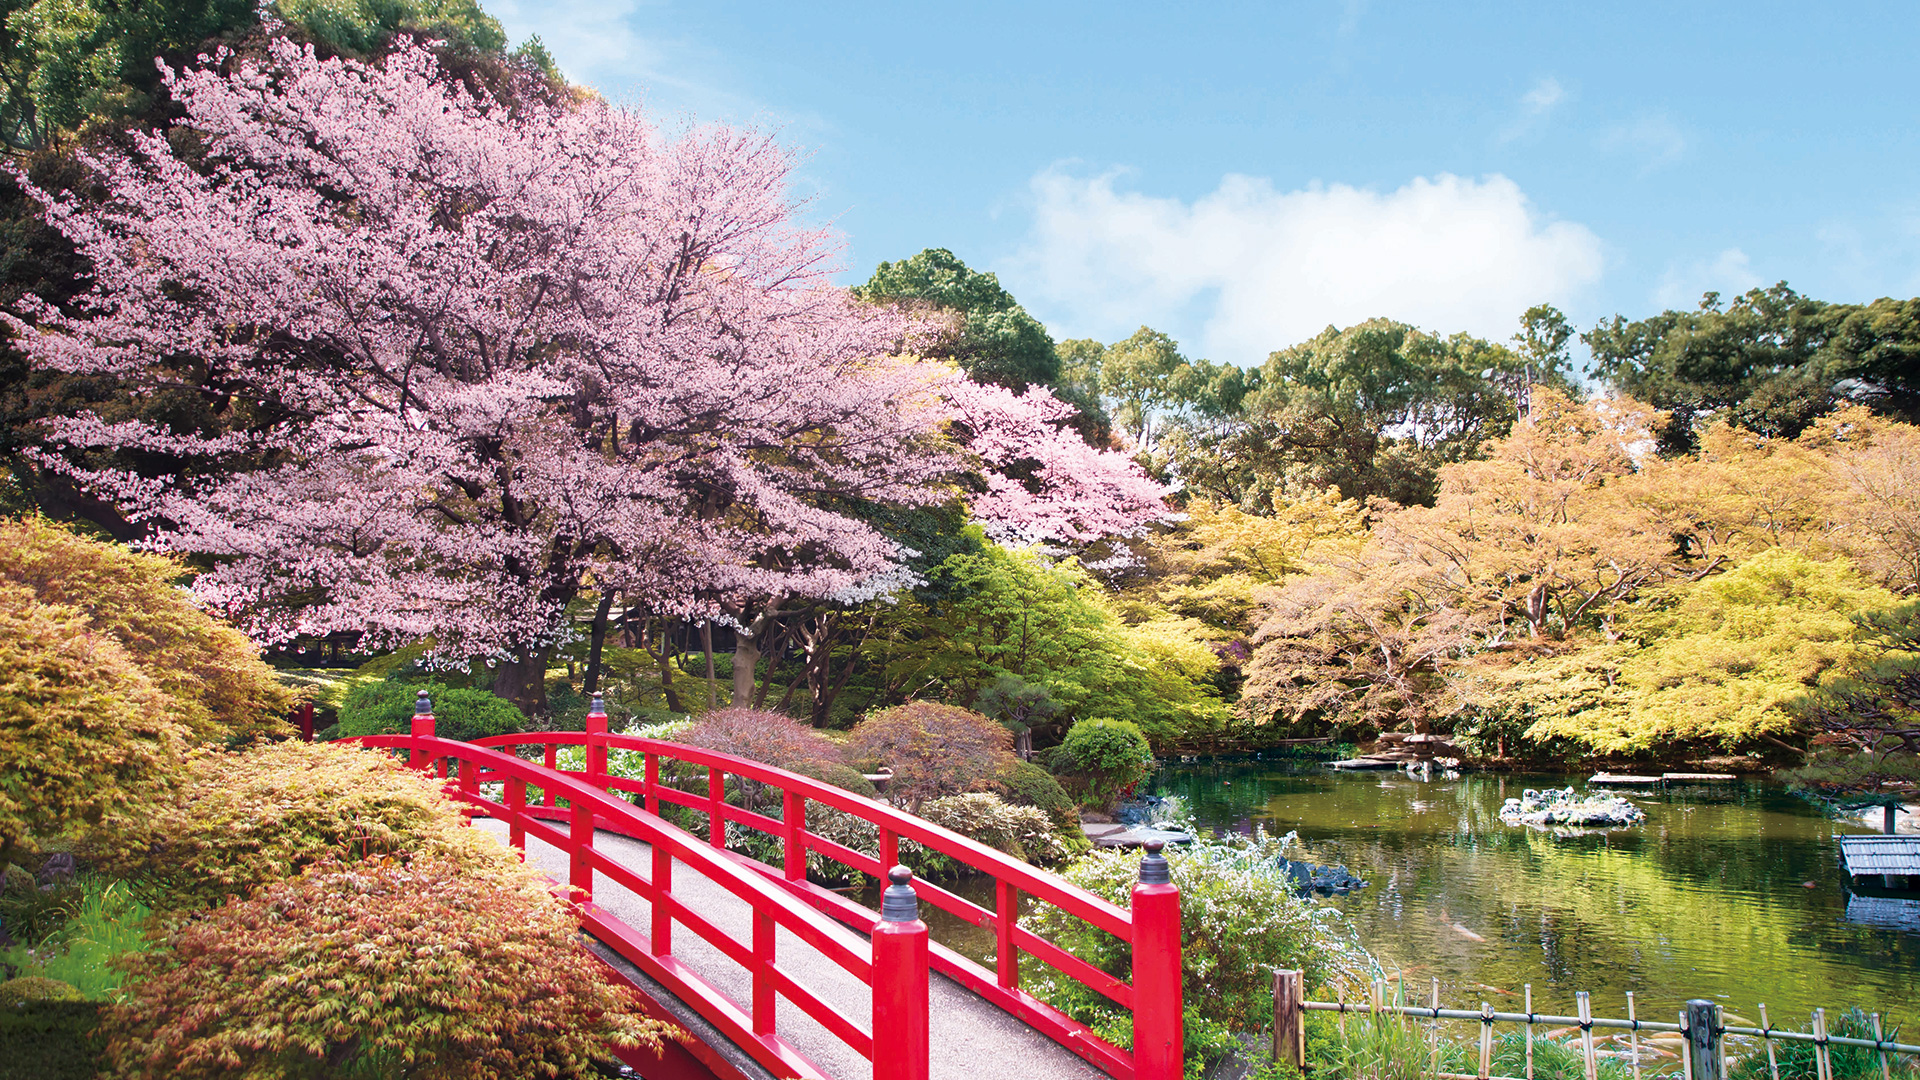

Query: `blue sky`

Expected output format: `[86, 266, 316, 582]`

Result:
[489, 1, 1920, 368]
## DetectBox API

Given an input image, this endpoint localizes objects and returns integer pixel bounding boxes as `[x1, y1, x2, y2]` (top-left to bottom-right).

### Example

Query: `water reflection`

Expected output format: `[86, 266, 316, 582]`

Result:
[1153, 761, 1920, 1026]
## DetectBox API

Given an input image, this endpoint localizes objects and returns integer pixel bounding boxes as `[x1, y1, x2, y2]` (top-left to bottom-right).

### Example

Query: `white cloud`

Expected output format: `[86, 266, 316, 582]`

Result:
[1522, 77, 1565, 117]
[1500, 77, 1566, 142]
[1600, 114, 1687, 174]
[487, 0, 650, 88]
[1001, 167, 1605, 366]
[1652, 248, 1762, 309]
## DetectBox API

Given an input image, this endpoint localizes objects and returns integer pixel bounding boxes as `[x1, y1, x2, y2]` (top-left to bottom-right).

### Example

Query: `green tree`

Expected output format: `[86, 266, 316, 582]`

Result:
[1585, 283, 1920, 455]
[1782, 601, 1920, 818]
[867, 530, 1231, 749]
[1172, 319, 1527, 510]
[854, 247, 1060, 392]
[1516, 549, 1898, 754]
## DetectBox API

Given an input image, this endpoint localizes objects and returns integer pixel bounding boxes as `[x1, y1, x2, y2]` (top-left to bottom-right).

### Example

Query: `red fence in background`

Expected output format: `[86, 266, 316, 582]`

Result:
[470, 697, 1184, 1080]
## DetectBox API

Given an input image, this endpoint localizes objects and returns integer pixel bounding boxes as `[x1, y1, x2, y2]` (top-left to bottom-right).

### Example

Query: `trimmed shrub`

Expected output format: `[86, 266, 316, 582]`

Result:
[919, 793, 1075, 867]
[845, 702, 1014, 811]
[333, 679, 527, 744]
[0, 976, 81, 1005]
[89, 740, 495, 910]
[104, 853, 666, 1080]
[1049, 717, 1154, 809]
[788, 760, 880, 799]
[0, 999, 105, 1080]
[678, 707, 846, 770]
[0, 517, 293, 742]
[1026, 834, 1369, 1073]
[999, 759, 1079, 830]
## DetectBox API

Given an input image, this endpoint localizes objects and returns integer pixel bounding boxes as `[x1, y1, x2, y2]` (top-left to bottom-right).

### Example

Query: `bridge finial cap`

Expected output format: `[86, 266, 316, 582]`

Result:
[1139, 839, 1171, 885]
[880, 865, 918, 922]
[590, 692, 606, 715]
[414, 689, 433, 716]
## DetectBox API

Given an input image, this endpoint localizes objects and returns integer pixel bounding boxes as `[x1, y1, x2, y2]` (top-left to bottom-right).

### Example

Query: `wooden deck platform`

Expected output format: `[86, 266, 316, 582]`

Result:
[1840, 835, 1920, 880]
[1589, 772, 1739, 787]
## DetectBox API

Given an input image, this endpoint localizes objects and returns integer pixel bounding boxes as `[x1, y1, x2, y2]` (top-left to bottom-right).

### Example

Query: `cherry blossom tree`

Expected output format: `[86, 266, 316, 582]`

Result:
[6, 40, 1167, 712]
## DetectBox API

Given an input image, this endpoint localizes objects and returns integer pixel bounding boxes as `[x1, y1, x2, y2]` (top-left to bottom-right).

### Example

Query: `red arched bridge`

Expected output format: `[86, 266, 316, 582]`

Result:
[346, 693, 1183, 1080]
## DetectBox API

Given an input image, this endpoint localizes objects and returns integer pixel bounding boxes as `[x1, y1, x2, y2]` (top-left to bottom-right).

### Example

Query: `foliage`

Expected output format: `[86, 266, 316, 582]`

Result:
[1, 859, 79, 942]
[1303, 1006, 1473, 1080]
[1049, 718, 1155, 808]
[0, 876, 149, 999]
[1490, 1031, 1633, 1080]
[998, 758, 1079, 830]
[1728, 1009, 1914, 1080]
[1212, 318, 1537, 508]
[1587, 283, 1920, 454]
[333, 679, 527, 743]
[844, 701, 1014, 811]
[854, 247, 1060, 392]
[678, 707, 847, 773]
[5, 41, 1164, 714]
[0, 516, 293, 740]
[1783, 600, 1920, 807]
[88, 740, 497, 910]
[972, 672, 1065, 748]
[1518, 550, 1897, 753]
[869, 534, 1231, 748]
[104, 852, 665, 1080]
[0, 581, 181, 853]
[1027, 833, 1368, 1072]
[0, 974, 79, 1004]
[0, 999, 105, 1080]
[917, 793, 1075, 867]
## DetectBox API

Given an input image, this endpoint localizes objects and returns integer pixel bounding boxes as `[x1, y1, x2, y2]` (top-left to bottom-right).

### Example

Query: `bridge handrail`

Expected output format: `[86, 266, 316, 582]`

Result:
[470, 725, 1184, 1080]
[476, 731, 1135, 938]
[344, 731, 922, 1080]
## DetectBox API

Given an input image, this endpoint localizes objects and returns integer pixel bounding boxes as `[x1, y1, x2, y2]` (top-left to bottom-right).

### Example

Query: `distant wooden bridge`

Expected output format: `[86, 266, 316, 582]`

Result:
[348, 694, 1185, 1080]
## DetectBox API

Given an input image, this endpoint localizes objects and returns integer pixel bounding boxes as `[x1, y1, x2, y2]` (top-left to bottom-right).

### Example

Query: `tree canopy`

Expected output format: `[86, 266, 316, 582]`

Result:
[854, 247, 1060, 393]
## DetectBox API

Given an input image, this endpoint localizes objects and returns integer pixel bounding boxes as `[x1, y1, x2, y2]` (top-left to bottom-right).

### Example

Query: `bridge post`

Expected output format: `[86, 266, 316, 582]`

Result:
[409, 690, 434, 770]
[872, 866, 930, 1080]
[1132, 840, 1183, 1080]
[585, 693, 609, 786]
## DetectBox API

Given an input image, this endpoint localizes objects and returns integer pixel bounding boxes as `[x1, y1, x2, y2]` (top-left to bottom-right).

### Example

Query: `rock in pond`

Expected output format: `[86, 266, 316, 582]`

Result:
[1280, 859, 1368, 895]
[1499, 786, 1645, 829]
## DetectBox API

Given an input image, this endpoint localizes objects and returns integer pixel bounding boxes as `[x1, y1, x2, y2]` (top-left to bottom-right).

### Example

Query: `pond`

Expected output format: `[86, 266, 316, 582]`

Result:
[1149, 759, 1920, 1029]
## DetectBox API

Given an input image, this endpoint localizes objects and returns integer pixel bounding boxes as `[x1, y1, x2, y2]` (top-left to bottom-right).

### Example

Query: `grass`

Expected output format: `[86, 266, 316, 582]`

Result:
[1, 875, 152, 1000]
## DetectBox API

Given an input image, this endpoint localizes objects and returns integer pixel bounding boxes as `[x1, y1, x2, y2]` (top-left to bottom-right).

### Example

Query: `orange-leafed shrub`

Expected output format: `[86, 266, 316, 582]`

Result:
[91, 740, 488, 910]
[105, 853, 668, 1080]
[845, 702, 1014, 810]
[677, 707, 846, 771]
[0, 517, 293, 741]
[0, 583, 181, 853]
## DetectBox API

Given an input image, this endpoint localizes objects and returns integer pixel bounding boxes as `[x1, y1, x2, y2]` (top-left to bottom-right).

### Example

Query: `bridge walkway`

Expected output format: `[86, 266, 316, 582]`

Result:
[472, 818, 1106, 1080]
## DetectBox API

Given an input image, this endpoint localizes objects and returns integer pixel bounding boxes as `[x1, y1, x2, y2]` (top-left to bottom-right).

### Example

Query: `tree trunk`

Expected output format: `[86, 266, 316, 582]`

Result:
[735, 627, 761, 707]
[583, 592, 615, 694]
[702, 621, 717, 710]
[645, 618, 686, 713]
[493, 645, 554, 717]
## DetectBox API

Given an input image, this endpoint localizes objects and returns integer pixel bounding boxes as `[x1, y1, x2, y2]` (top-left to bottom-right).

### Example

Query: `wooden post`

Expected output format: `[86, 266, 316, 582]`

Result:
[1479, 1001, 1494, 1080]
[873, 867, 931, 1080]
[782, 789, 806, 880]
[1627, 991, 1642, 1080]
[1760, 1004, 1779, 1080]
[1579, 991, 1597, 1080]
[1687, 999, 1723, 1080]
[1813, 1008, 1832, 1080]
[1525, 985, 1535, 1080]
[996, 880, 1020, 990]
[707, 765, 727, 848]
[1131, 840, 1183, 1080]
[1273, 970, 1304, 1070]
[584, 693, 608, 787]
[1429, 977, 1442, 1079]
[409, 690, 434, 770]
[1872, 1014, 1892, 1080]
[570, 800, 594, 904]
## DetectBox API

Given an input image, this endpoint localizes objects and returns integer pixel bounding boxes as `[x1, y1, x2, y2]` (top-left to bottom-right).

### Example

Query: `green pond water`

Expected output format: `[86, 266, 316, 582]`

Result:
[1145, 760, 1920, 1029]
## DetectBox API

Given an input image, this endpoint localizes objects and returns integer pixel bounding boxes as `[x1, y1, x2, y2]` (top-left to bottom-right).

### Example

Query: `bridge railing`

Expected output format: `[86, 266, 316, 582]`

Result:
[346, 694, 933, 1080]
[471, 699, 1184, 1080]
